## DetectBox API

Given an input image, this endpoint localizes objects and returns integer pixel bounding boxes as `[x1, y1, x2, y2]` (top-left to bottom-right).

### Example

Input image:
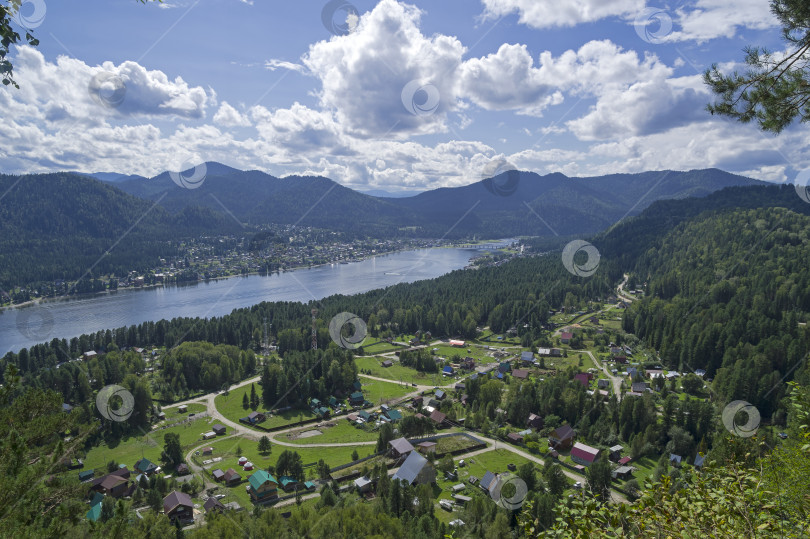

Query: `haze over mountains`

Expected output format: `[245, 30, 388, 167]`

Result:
[85, 163, 764, 238]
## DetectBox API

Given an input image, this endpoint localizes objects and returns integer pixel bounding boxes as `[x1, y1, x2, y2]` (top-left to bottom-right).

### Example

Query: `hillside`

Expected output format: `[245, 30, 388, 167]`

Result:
[114, 163, 763, 237]
[0, 172, 239, 289]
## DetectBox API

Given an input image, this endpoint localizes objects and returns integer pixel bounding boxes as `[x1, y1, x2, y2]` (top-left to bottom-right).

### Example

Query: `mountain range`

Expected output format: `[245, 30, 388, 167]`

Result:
[86, 163, 764, 238]
[0, 164, 767, 288]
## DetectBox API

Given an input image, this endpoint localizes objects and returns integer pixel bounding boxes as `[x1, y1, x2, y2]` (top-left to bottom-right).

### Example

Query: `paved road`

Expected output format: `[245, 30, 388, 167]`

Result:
[616, 274, 636, 304]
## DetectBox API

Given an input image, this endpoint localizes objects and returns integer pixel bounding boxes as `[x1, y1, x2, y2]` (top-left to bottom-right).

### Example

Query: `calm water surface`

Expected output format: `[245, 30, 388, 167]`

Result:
[0, 247, 489, 354]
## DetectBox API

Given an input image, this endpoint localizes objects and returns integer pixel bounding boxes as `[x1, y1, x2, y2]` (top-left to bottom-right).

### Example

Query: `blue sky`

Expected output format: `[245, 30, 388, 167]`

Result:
[2, 0, 804, 192]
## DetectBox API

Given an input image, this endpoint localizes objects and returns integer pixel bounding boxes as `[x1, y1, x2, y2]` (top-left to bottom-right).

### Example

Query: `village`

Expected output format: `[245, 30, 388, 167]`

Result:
[61, 283, 722, 531]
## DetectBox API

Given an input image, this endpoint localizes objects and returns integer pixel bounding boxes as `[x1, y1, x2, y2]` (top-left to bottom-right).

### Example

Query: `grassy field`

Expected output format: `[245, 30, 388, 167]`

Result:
[160, 401, 207, 415]
[214, 384, 317, 429]
[81, 416, 217, 472]
[435, 434, 484, 454]
[359, 338, 402, 355]
[195, 436, 365, 479]
[357, 378, 415, 404]
[278, 419, 379, 445]
[355, 356, 436, 386]
[330, 455, 390, 480]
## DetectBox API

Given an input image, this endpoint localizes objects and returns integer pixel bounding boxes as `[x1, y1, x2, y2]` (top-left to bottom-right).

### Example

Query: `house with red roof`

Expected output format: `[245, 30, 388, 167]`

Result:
[570, 442, 601, 466]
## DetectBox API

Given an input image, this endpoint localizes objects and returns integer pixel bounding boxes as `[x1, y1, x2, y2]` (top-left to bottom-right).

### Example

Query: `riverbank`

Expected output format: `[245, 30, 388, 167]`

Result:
[0, 243, 461, 312]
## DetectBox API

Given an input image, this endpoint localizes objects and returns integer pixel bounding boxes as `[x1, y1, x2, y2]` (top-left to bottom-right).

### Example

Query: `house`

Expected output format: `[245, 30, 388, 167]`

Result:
[479, 471, 498, 494]
[574, 373, 591, 387]
[618, 456, 632, 466]
[382, 360, 393, 368]
[248, 470, 279, 503]
[350, 392, 365, 406]
[223, 468, 241, 486]
[202, 447, 214, 456]
[163, 490, 194, 524]
[549, 424, 575, 449]
[213, 424, 227, 436]
[506, 432, 523, 444]
[204, 497, 226, 513]
[202, 431, 217, 440]
[609, 346, 622, 355]
[435, 389, 446, 400]
[386, 409, 403, 422]
[354, 476, 373, 493]
[521, 351, 536, 365]
[611, 466, 633, 480]
[176, 463, 190, 475]
[429, 410, 447, 427]
[694, 369, 707, 377]
[560, 332, 573, 344]
[329, 396, 338, 408]
[279, 476, 298, 492]
[609, 445, 624, 461]
[212, 469, 225, 482]
[86, 502, 102, 522]
[526, 413, 543, 429]
[669, 454, 682, 467]
[613, 355, 628, 364]
[631, 382, 649, 393]
[442, 366, 454, 376]
[452, 483, 466, 493]
[570, 442, 601, 466]
[62, 403, 74, 413]
[626, 367, 638, 380]
[449, 340, 465, 347]
[178, 405, 188, 413]
[454, 383, 466, 391]
[247, 411, 266, 424]
[242, 462, 254, 471]
[83, 351, 98, 360]
[157, 411, 166, 420]
[461, 357, 476, 370]
[90, 468, 131, 498]
[78, 469, 95, 482]
[693, 454, 705, 469]
[389, 437, 415, 458]
[498, 361, 511, 373]
[392, 451, 436, 486]
[304, 481, 316, 491]
[512, 369, 529, 380]
[310, 398, 322, 409]
[358, 410, 372, 422]
[597, 379, 610, 390]
[453, 494, 472, 505]
[417, 441, 437, 454]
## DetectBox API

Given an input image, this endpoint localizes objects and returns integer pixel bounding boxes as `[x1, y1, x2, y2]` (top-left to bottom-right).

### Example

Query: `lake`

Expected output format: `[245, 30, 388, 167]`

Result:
[0, 246, 495, 354]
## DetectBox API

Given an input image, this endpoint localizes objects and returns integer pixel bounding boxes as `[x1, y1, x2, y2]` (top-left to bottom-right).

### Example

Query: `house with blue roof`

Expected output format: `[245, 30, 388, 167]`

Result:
[443, 366, 454, 376]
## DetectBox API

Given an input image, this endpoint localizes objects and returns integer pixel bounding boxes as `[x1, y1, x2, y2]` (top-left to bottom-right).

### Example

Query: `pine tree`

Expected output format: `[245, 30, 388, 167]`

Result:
[242, 392, 249, 410]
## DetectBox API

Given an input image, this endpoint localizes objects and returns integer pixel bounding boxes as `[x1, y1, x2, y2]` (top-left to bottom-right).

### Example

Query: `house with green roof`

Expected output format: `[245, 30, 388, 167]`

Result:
[86, 502, 102, 522]
[78, 469, 95, 482]
[134, 457, 158, 476]
[386, 409, 403, 422]
[279, 476, 298, 492]
[310, 398, 321, 408]
[328, 396, 338, 407]
[248, 470, 278, 503]
[350, 391, 365, 405]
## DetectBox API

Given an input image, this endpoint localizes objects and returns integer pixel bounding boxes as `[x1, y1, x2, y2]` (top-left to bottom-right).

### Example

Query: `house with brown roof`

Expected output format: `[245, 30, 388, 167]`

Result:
[90, 467, 131, 498]
[417, 441, 437, 454]
[429, 410, 447, 428]
[163, 490, 194, 524]
[549, 424, 575, 449]
[212, 469, 225, 482]
[526, 413, 543, 429]
[223, 468, 241, 486]
[512, 368, 529, 380]
[204, 496, 226, 513]
[506, 432, 523, 444]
